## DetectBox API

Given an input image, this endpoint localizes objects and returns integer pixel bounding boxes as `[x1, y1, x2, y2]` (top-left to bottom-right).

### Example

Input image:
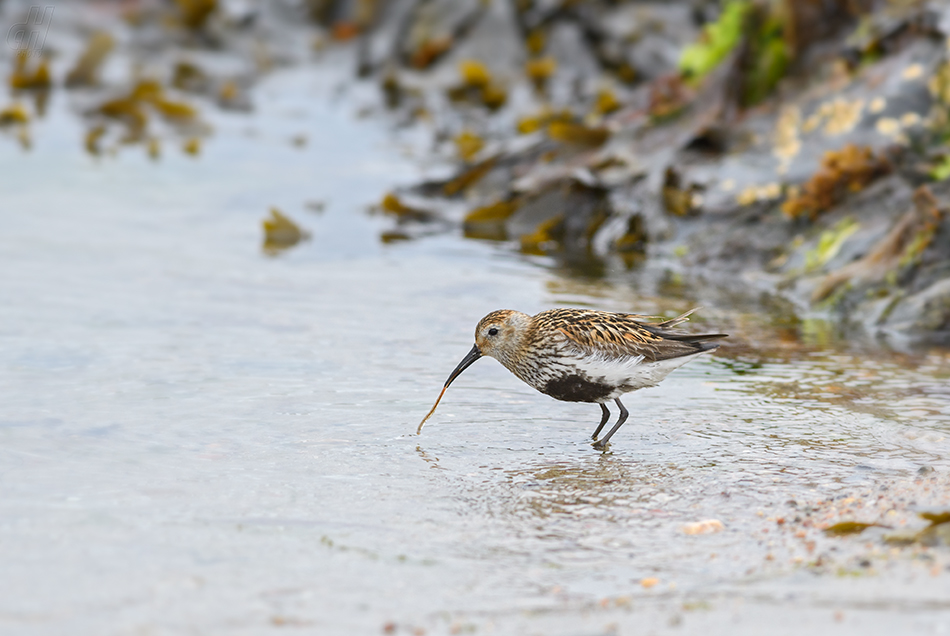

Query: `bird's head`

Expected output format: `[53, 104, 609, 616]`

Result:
[473, 309, 531, 363]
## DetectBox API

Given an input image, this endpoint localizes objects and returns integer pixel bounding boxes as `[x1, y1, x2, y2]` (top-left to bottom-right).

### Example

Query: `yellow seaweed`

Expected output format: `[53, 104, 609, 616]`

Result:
[175, 0, 217, 30]
[152, 98, 197, 120]
[454, 130, 484, 162]
[172, 61, 208, 92]
[526, 30, 546, 55]
[480, 83, 507, 110]
[10, 51, 51, 90]
[525, 57, 556, 87]
[65, 32, 115, 87]
[547, 121, 609, 147]
[520, 216, 563, 255]
[182, 137, 201, 155]
[458, 60, 491, 88]
[84, 125, 107, 155]
[442, 157, 496, 196]
[263, 207, 309, 253]
[464, 200, 518, 223]
[0, 103, 29, 126]
[380, 193, 431, 221]
[593, 89, 621, 116]
[516, 107, 573, 134]
[463, 200, 518, 241]
[99, 97, 148, 138]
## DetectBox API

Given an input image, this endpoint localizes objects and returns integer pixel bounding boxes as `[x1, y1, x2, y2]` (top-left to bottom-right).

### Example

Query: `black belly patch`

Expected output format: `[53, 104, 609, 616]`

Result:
[542, 374, 612, 403]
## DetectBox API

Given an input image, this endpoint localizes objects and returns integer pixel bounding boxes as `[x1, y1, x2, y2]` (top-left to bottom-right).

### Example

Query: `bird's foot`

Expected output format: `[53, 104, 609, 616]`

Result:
[591, 439, 608, 451]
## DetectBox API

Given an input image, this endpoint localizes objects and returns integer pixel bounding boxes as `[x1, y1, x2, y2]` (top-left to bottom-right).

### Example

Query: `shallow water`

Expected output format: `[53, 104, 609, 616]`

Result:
[3, 64, 950, 636]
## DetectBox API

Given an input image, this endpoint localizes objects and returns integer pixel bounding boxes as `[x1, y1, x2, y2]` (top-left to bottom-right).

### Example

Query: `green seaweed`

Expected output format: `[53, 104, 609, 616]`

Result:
[680, 1, 750, 80]
[931, 156, 950, 182]
[805, 218, 858, 272]
[742, 14, 789, 106]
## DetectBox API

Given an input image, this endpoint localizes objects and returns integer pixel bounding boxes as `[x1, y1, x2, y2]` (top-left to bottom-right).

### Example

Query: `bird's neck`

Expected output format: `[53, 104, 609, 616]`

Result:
[494, 314, 540, 383]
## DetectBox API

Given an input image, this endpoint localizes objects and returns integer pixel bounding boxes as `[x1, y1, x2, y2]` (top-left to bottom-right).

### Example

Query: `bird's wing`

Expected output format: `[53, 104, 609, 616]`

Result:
[540, 308, 720, 362]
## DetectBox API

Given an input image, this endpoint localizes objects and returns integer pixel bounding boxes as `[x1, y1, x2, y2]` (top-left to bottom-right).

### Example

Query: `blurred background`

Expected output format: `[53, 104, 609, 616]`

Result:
[2, 1, 950, 634]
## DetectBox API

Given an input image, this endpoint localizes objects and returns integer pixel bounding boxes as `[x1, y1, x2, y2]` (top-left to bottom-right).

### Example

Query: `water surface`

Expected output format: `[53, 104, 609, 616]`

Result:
[2, 65, 950, 636]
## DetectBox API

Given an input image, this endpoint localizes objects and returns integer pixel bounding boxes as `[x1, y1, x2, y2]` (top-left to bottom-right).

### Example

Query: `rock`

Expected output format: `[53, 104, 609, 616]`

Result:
[884, 278, 950, 337]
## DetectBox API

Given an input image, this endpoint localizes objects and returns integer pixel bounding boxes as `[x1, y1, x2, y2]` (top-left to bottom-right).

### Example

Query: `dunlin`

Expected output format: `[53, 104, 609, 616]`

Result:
[418, 308, 726, 449]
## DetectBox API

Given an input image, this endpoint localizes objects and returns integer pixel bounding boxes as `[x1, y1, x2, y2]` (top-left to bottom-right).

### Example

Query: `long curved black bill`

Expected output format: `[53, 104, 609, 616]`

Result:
[417, 344, 482, 434]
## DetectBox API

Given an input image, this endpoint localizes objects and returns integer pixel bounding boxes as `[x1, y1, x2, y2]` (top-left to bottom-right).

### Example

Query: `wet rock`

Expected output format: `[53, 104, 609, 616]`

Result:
[508, 179, 611, 259]
[917, 522, 950, 547]
[884, 278, 950, 337]
[593, 3, 698, 82]
[10, 0, 950, 340]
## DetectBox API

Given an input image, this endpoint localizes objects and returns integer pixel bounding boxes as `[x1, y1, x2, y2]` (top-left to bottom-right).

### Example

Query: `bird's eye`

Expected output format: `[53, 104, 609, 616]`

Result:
[488, 327, 499, 336]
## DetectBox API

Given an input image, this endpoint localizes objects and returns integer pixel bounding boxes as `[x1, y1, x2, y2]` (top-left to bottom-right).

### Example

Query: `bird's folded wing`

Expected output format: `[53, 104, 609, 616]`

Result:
[554, 314, 706, 362]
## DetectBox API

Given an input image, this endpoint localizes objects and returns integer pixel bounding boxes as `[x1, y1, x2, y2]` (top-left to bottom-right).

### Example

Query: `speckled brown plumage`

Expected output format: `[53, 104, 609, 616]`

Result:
[418, 307, 727, 449]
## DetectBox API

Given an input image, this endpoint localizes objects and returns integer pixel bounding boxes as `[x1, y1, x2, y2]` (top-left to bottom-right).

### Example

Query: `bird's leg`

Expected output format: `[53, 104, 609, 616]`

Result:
[591, 403, 611, 440]
[592, 398, 629, 450]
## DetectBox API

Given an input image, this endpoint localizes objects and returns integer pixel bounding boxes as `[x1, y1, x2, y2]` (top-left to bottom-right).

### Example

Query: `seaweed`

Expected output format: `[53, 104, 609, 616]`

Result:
[679, 1, 750, 81]
[782, 144, 890, 220]
[592, 88, 621, 116]
[525, 57, 556, 90]
[97, 80, 199, 142]
[443, 158, 496, 196]
[614, 214, 647, 268]
[172, 61, 209, 93]
[739, 5, 789, 107]
[0, 103, 29, 126]
[84, 125, 106, 155]
[410, 37, 452, 69]
[332, 22, 360, 41]
[458, 60, 490, 88]
[454, 130, 484, 162]
[463, 200, 519, 241]
[182, 138, 201, 155]
[921, 511, 950, 526]
[884, 510, 950, 547]
[218, 80, 244, 109]
[662, 167, 701, 216]
[446, 60, 507, 111]
[547, 121, 609, 148]
[175, 0, 217, 31]
[262, 208, 310, 255]
[516, 107, 573, 135]
[65, 32, 115, 88]
[680, 0, 797, 107]
[812, 187, 941, 301]
[10, 51, 51, 90]
[526, 29, 545, 56]
[520, 215, 563, 255]
[805, 218, 859, 272]
[931, 156, 950, 182]
[380, 193, 433, 222]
